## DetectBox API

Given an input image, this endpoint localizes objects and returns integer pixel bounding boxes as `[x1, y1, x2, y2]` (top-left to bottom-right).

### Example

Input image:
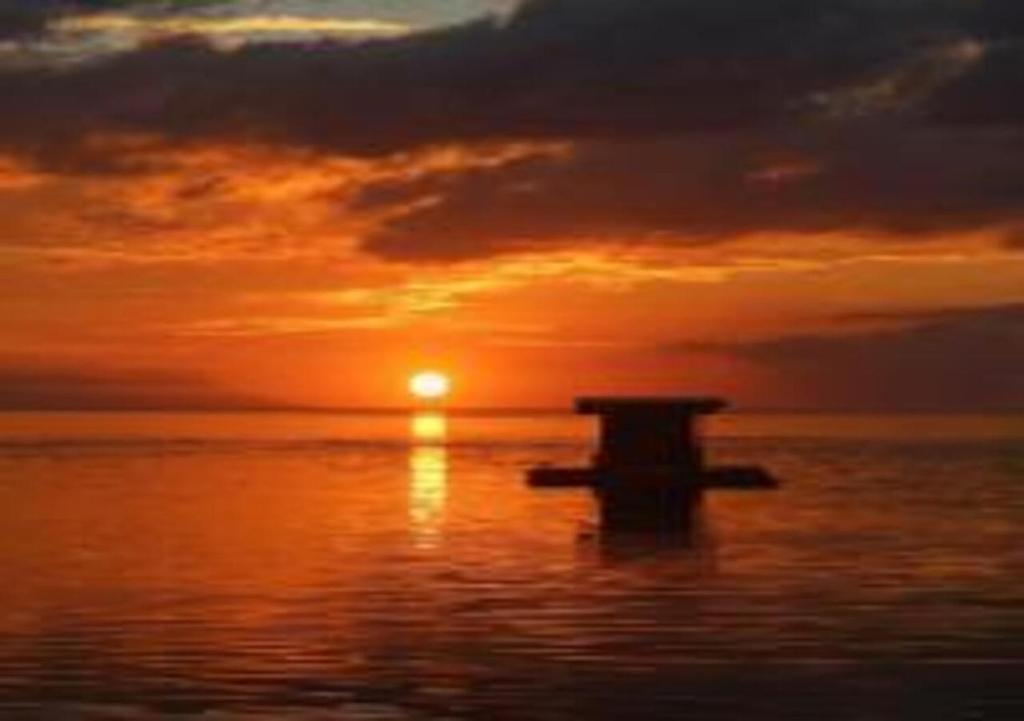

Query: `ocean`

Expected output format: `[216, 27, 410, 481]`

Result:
[0, 411, 1021, 720]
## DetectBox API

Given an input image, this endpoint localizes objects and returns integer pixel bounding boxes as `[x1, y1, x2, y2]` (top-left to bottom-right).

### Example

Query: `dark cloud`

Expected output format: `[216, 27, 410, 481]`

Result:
[839, 303, 1024, 325]
[0, 366, 269, 410]
[356, 129, 1024, 261]
[0, 0, 996, 161]
[964, 0, 1024, 39]
[927, 42, 1024, 125]
[675, 303, 1024, 412]
[0, 0, 52, 37]
[0, 1, 221, 39]
[1004, 225, 1024, 249]
[1, 0, 1023, 259]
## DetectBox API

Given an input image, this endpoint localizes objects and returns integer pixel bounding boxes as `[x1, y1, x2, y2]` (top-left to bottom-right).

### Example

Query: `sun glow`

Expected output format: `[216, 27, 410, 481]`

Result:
[409, 371, 451, 401]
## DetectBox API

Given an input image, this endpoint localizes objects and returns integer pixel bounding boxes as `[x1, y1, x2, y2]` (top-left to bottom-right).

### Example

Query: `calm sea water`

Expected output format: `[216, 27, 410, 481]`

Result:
[0, 411, 1021, 720]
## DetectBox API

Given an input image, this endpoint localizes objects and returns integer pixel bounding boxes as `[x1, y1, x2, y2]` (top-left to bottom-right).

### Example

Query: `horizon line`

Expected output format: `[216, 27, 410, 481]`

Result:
[1, 404, 1023, 417]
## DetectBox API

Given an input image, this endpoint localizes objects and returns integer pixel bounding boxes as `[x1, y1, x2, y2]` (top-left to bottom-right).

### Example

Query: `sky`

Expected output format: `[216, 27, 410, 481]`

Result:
[0, 0, 1022, 411]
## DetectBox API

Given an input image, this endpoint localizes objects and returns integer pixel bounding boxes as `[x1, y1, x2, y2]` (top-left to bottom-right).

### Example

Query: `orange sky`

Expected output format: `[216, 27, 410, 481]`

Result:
[1, 1, 1023, 411]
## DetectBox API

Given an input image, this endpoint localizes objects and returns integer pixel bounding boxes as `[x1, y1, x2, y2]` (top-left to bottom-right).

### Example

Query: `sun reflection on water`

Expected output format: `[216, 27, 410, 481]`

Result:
[409, 412, 448, 549]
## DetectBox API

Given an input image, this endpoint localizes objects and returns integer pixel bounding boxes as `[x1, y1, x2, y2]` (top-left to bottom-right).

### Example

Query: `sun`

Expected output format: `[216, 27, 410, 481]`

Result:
[409, 371, 451, 401]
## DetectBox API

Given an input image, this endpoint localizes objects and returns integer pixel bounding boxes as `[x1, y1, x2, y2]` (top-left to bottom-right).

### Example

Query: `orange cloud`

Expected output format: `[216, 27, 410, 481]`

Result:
[58, 13, 411, 40]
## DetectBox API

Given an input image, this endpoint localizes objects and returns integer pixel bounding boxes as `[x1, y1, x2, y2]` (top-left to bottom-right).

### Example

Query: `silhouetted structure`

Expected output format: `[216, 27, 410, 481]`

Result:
[577, 396, 724, 473]
[528, 396, 777, 532]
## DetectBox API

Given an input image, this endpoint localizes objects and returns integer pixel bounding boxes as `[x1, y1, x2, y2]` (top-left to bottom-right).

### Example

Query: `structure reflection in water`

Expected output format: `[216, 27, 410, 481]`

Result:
[580, 503, 719, 569]
[409, 411, 448, 549]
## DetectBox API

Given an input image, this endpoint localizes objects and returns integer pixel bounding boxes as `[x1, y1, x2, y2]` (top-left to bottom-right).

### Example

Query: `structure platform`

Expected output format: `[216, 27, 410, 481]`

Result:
[527, 465, 778, 490]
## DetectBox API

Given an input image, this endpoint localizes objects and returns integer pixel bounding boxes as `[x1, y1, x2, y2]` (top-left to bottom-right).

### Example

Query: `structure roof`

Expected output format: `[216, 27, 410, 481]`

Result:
[575, 396, 727, 416]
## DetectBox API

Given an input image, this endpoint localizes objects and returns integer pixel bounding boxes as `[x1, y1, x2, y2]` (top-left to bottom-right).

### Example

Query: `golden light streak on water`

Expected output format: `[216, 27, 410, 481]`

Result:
[409, 412, 448, 549]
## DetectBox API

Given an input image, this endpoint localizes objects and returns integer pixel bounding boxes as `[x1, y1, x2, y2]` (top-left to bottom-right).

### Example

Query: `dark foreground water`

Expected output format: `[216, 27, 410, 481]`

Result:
[0, 411, 1021, 720]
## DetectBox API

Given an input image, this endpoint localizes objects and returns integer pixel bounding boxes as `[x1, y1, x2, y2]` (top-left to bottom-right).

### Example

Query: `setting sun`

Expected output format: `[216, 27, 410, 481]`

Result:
[409, 371, 451, 401]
